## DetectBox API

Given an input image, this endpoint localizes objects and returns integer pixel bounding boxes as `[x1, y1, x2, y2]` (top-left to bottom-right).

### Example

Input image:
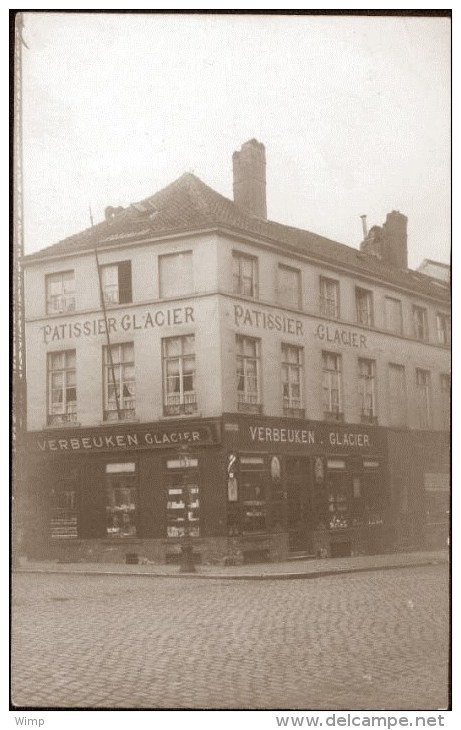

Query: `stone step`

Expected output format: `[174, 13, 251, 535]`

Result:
[287, 552, 317, 561]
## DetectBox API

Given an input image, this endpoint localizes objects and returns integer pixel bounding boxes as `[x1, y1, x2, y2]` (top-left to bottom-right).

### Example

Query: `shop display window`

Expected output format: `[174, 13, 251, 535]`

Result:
[166, 458, 200, 537]
[105, 463, 137, 537]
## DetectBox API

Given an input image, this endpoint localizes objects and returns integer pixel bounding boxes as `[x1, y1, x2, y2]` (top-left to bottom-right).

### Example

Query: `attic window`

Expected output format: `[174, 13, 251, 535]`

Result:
[100, 261, 132, 305]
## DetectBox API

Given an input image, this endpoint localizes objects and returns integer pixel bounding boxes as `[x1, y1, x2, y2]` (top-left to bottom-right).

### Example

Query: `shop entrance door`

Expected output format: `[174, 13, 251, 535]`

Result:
[286, 457, 311, 552]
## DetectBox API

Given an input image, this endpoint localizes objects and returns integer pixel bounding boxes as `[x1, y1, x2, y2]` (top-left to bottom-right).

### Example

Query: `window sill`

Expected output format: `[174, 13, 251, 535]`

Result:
[360, 415, 378, 425]
[160, 412, 202, 420]
[237, 403, 263, 414]
[100, 417, 140, 425]
[283, 407, 305, 419]
[323, 411, 345, 422]
[44, 421, 81, 430]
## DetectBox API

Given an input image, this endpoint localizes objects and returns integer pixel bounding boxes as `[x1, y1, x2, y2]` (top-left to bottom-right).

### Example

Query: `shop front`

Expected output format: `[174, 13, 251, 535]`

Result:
[222, 414, 391, 560]
[22, 415, 391, 564]
[22, 418, 225, 564]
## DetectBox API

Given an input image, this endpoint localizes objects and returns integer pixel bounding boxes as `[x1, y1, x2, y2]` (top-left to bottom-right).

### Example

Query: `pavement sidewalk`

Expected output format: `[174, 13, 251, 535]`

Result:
[14, 549, 448, 581]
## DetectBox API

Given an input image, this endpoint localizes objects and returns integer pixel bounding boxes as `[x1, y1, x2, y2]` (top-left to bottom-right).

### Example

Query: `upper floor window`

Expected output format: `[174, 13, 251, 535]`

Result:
[322, 351, 343, 420]
[237, 335, 261, 412]
[278, 264, 301, 309]
[319, 277, 340, 319]
[103, 342, 135, 421]
[47, 350, 77, 425]
[159, 251, 193, 298]
[440, 374, 450, 430]
[100, 261, 132, 305]
[385, 296, 403, 335]
[416, 368, 431, 429]
[358, 358, 377, 423]
[233, 252, 258, 298]
[388, 363, 407, 427]
[436, 313, 451, 346]
[162, 335, 197, 416]
[282, 344, 304, 417]
[46, 271, 75, 314]
[412, 305, 428, 341]
[356, 287, 374, 327]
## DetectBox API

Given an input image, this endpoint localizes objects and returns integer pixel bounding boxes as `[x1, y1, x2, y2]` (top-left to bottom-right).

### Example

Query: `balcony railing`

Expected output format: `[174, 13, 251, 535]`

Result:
[164, 393, 197, 416]
[320, 298, 338, 319]
[238, 392, 262, 413]
[104, 406, 136, 422]
[47, 410, 77, 426]
[47, 294, 76, 314]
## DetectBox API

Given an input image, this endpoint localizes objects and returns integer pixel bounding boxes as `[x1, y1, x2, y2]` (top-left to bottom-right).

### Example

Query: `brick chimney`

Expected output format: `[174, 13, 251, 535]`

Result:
[382, 210, 408, 270]
[232, 139, 267, 218]
[360, 210, 408, 270]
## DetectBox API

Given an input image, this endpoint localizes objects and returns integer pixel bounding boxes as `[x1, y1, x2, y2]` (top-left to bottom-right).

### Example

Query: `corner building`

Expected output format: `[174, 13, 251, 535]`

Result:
[22, 139, 450, 564]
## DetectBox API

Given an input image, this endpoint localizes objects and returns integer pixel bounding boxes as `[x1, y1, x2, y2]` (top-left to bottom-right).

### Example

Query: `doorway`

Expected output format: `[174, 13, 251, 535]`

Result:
[285, 457, 311, 552]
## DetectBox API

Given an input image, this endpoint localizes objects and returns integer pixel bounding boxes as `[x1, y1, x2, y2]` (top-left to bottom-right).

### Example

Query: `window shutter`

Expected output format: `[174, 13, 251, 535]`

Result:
[118, 261, 132, 304]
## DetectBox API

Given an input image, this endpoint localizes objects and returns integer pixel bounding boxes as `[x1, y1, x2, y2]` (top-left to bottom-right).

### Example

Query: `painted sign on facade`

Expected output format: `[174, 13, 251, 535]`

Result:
[40, 306, 195, 344]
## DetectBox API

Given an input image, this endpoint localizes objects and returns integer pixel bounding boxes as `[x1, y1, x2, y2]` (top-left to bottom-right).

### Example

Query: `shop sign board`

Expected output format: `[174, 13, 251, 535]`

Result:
[223, 415, 386, 455]
[29, 422, 219, 454]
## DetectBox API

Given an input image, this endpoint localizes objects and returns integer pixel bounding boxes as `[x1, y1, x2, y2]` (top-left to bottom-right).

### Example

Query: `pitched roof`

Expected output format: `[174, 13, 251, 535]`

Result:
[24, 172, 449, 301]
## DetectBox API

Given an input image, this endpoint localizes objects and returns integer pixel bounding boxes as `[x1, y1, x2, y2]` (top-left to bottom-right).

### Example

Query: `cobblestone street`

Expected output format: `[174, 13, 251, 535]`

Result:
[11, 565, 449, 710]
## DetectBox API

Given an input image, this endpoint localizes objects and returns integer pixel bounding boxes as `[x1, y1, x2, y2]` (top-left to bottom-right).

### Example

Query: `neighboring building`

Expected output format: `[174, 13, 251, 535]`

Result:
[417, 259, 451, 283]
[21, 139, 450, 564]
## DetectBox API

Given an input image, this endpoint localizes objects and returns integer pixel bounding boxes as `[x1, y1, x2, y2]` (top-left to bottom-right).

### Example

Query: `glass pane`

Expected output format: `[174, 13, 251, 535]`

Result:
[183, 373, 195, 392]
[123, 364, 135, 381]
[51, 388, 63, 404]
[183, 336, 195, 355]
[165, 338, 181, 358]
[122, 343, 134, 362]
[66, 386, 77, 402]
[183, 356, 195, 373]
[244, 338, 256, 357]
[166, 359, 180, 376]
[167, 375, 180, 393]
[241, 258, 252, 277]
[102, 265, 118, 287]
[51, 372, 64, 388]
[108, 346, 121, 365]
[62, 271, 75, 291]
[50, 352, 64, 370]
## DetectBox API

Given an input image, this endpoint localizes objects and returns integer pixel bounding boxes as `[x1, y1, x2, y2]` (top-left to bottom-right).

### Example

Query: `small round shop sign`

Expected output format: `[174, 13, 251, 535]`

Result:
[270, 456, 281, 482]
[314, 456, 325, 484]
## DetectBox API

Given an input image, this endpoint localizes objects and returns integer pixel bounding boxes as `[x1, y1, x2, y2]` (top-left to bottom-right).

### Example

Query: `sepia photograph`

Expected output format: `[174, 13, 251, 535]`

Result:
[11, 9, 451, 719]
